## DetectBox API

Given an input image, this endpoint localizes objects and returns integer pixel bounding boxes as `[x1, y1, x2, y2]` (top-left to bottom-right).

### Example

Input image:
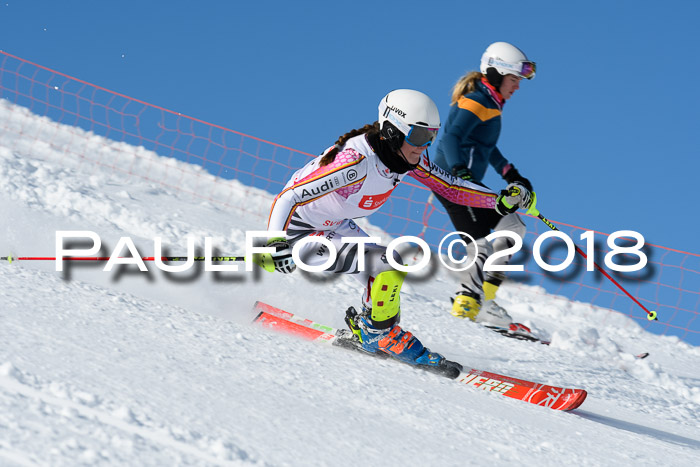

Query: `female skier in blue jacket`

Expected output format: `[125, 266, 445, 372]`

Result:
[432, 41, 536, 326]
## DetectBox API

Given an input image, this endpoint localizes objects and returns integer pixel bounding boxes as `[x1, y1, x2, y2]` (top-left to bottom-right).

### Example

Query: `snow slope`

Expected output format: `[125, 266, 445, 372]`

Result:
[1, 100, 699, 466]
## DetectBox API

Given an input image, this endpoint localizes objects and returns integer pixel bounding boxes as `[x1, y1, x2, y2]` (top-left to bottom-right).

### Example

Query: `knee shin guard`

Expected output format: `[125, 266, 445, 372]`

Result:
[368, 269, 407, 329]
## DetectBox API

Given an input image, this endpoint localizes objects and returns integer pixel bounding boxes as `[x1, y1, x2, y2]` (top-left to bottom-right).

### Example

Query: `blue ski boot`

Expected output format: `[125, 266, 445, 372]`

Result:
[341, 269, 462, 378]
[344, 306, 463, 379]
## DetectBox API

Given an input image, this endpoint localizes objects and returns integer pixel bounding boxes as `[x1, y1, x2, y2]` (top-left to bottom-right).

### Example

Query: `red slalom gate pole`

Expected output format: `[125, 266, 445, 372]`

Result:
[535, 212, 658, 321]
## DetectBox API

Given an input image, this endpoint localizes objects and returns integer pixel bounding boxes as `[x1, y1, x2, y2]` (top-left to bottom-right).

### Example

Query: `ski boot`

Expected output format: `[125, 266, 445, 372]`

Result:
[451, 292, 481, 320]
[344, 306, 463, 379]
[452, 291, 513, 327]
[479, 273, 513, 326]
[476, 299, 513, 328]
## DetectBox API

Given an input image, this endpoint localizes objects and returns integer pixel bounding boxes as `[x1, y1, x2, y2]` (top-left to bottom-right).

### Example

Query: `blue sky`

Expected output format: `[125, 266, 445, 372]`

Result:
[2, 0, 699, 255]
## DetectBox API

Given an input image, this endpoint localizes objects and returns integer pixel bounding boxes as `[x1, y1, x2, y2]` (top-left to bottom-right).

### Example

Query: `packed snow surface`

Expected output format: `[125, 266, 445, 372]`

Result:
[1, 101, 698, 466]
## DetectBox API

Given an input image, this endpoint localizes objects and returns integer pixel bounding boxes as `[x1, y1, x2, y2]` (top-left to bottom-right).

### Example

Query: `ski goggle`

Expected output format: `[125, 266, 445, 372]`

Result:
[519, 61, 536, 79]
[488, 58, 537, 79]
[406, 125, 439, 147]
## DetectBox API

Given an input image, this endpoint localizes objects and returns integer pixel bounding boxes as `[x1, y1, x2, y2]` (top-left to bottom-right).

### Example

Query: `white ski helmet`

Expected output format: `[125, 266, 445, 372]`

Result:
[378, 89, 440, 148]
[480, 41, 536, 80]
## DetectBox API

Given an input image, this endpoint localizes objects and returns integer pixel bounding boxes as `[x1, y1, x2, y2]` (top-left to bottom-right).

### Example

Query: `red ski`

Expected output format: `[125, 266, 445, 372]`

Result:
[252, 301, 587, 411]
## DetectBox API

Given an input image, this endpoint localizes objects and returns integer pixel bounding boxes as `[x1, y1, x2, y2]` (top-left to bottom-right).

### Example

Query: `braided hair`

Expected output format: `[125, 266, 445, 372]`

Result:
[319, 122, 379, 166]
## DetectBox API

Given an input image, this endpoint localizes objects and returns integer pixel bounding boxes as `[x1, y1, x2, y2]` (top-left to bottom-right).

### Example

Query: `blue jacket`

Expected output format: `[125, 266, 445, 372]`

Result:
[433, 80, 510, 183]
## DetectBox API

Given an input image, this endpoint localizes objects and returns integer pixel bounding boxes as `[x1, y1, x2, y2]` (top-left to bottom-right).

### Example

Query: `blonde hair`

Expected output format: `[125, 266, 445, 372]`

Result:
[319, 122, 380, 166]
[450, 71, 483, 105]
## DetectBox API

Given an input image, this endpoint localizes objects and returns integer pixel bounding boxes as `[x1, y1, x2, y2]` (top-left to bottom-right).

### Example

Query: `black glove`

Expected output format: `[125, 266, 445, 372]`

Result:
[502, 165, 533, 192]
[451, 165, 473, 180]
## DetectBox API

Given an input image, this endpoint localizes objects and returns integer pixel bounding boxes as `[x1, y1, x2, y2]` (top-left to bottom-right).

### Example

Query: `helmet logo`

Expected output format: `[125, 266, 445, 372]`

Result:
[384, 105, 407, 119]
[489, 58, 512, 69]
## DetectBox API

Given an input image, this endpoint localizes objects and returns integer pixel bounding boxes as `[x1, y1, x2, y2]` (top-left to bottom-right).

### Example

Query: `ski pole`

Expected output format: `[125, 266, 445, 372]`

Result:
[1, 254, 281, 272]
[523, 196, 658, 321]
[1, 255, 245, 263]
